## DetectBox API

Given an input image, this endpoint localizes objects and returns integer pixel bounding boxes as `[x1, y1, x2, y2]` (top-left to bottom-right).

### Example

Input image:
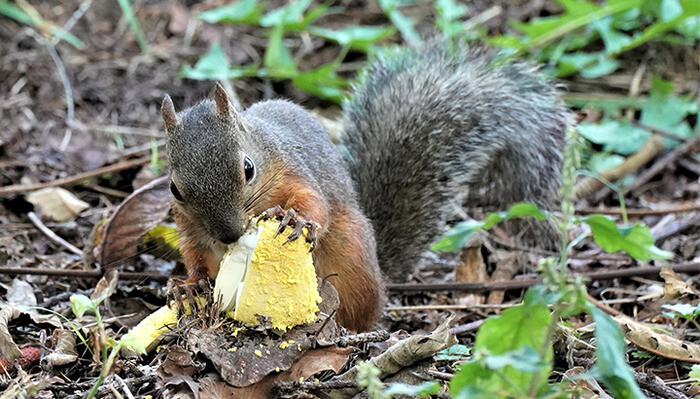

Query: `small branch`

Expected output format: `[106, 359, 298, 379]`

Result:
[574, 134, 666, 199]
[387, 262, 700, 293]
[576, 203, 700, 216]
[635, 372, 689, 399]
[386, 303, 517, 311]
[25, 28, 75, 151]
[334, 331, 390, 347]
[28, 212, 82, 256]
[0, 267, 179, 283]
[621, 134, 700, 196]
[0, 156, 151, 195]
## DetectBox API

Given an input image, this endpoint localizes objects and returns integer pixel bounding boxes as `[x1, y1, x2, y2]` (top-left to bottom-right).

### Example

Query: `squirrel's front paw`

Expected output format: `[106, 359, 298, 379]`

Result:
[166, 277, 210, 316]
[261, 206, 319, 250]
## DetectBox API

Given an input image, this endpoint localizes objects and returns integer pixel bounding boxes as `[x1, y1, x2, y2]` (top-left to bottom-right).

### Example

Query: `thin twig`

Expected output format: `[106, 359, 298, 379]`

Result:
[27, 212, 82, 256]
[0, 267, 179, 283]
[51, 0, 93, 46]
[576, 202, 700, 216]
[386, 303, 518, 311]
[25, 28, 75, 151]
[0, 156, 151, 195]
[621, 134, 700, 196]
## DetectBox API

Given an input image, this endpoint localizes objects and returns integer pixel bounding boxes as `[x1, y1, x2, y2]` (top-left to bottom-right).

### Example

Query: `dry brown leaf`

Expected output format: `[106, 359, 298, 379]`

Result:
[94, 175, 171, 268]
[26, 187, 89, 222]
[41, 329, 78, 371]
[660, 267, 696, 299]
[616, 316, 700, 363]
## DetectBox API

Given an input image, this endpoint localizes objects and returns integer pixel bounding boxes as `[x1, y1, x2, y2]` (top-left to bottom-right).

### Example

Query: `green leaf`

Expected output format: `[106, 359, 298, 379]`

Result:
[431, 220, 483, 252]
[437, 344, 471, 360]
[119, 332, 147, 355]
[689, 364, 700, 381]
[661, 303, 700, 319]
[588, 153, 625, 173]
[431, 203, 550, 252]
[591, 17, 632, 54]
[450, 288, 553, 397]
[385, 381, 440, 396]
[292, 64, 348, 103]
[483, 346, 547, 373]
[377, 0, 421, 45]
[577, 120, 651, 155]
[198, 0, 263, 25]
[70, 294, 96, 318]
[308, 26, 396, 52]
[660, 0, 685, 21]
[263, 24, 296, 78]
[180, 44, 258, 80]
[582, 215, 673, 261]
[589, 305, 645, 399]
[260, 0, 314, 29]
[641, 76, 698, 143]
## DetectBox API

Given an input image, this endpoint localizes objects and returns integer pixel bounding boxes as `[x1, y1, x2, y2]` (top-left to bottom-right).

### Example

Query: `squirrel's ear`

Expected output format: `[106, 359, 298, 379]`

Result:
[213, 82, 243, 122]
[161, 94, 179, 133]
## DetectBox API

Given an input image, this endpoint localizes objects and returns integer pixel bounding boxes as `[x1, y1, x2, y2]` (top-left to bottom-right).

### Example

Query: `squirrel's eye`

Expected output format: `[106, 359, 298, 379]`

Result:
[243, 156, 255, 182]
[170, 181, 184, 202]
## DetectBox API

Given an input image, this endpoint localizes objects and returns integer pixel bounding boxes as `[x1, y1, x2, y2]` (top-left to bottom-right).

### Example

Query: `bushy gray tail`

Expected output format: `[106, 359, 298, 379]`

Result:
[342, 43, 572, 282]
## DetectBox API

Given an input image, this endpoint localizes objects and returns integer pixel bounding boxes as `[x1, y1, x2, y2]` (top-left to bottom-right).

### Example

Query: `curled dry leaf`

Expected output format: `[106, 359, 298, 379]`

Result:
[660, 267, 696, 299]
[0, 305, 23, 362]
[41, 330, 78, 371]
[26, 187, 89, 222]
[94, 175, 172, 268]
[616, 315, 700, 363]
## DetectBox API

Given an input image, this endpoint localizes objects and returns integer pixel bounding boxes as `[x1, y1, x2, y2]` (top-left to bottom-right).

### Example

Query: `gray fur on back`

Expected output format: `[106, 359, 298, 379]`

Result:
[342, 43, 572, 282]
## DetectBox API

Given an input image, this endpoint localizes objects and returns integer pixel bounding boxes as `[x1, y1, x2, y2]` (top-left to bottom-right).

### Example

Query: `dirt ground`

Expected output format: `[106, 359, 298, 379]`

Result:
[0, 0, 699, 398]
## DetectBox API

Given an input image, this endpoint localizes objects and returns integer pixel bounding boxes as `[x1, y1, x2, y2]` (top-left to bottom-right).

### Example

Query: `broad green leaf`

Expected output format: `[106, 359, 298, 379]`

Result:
[378, 0, 421, 45]
[640, 77, 698, 143]
[577, 120, 650, 155]
[588, 153, 625, 173]
[589, 305, 645, 398]
[385, 381, 440, 396]
[481, 202, 549, 229]
[557, 52, 619, 78]
[661, 303, 700, 319]
[431, 220, 483, 252]
[580, 55, 620, 78]
[260, 0, 313, 28]
[436, 0, 468, 21]
[119, 333, 147, 355]
[263, 24, 296, 78]
[437, 344, 471, 360]
[591, 17, 632, 54]
[432, 203, 550, 252]
[198, 0, 263, 25]
[292, 64, 348, 103]
[660, 0, 685, 21]
[482, 346, 547, 373]
[451, 288, 553, 397]
[70, 294, 96, 318]
[308, 26, 396, 52]
[689, 364, 700, 381]
[582, 215, 673, 261]
[180, 44, 258, 80]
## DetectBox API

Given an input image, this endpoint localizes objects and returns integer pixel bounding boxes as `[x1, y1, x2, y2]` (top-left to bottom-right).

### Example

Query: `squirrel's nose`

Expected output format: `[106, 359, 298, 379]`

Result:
[218, 232, 241, 245]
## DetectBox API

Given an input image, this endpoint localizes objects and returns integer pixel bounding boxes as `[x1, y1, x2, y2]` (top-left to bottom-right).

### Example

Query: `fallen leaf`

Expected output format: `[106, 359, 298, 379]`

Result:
[616, 315, 700, 363]
[26, 187, 89, 222]
[660, 267, 695, 299]
[95, 175, 172, 268]
[6, 279, 37, 307]
[41, 329, 78, 371]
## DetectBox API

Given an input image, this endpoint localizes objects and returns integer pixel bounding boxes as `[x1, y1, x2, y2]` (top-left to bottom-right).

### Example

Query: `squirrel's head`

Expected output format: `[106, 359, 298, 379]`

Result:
[161, 83, 260, 245]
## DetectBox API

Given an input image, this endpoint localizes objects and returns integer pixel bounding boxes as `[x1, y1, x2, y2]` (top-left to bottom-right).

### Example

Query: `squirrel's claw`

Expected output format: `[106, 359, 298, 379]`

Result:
[166, 277, 210, 317]
[261, 206, 319, 251]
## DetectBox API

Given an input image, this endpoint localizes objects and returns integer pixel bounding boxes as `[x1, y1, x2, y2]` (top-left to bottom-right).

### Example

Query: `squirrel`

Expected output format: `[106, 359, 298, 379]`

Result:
[160, 42, 572, 332]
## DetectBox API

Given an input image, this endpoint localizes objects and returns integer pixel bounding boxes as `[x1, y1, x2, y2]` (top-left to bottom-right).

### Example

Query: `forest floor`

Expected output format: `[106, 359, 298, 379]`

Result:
[0, 0, 698, 398]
